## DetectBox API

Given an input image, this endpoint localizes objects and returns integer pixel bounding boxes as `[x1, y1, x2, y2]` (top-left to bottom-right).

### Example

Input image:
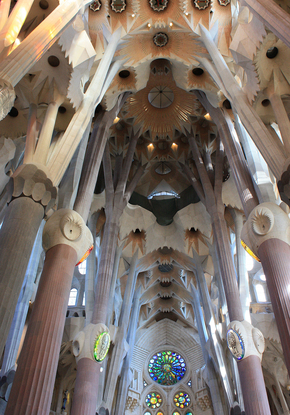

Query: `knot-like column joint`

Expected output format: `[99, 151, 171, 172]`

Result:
[72, 323, 110, 363]
[241, 202, 290, 259]
[42, 209, 93, 264]
[227, 320, 265, 361]
[0, 79, 15, 121]
[10, 164, 58, 217]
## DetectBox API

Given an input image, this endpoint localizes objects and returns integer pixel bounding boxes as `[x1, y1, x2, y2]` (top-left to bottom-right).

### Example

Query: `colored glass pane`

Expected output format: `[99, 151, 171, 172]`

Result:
[174, 392, 191, 408]
[185, 412, 193, 415]
[157, 412, 164, 415]
[145, 392, 162, 409]
[148, 351, 186, 385]
[144, 412, 151, 415]
[173, 412, 180, 415]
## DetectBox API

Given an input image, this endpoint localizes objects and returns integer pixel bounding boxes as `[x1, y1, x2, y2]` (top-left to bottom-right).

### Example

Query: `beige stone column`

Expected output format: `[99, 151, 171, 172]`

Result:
[5, 209, 93, 415]
[267, 88, 290, 156]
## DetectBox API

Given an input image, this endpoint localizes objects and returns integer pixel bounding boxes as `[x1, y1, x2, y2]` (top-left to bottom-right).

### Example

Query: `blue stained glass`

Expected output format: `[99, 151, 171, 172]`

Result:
[147, 350, 186, 385]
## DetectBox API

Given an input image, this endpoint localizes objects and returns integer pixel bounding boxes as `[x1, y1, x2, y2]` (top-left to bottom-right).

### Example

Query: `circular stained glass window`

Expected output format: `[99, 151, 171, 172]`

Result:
[148, 351, 186, 385]
[174, 392, 191, 408]
[173, 412, 180, 415]
[146, 392, 162, 408]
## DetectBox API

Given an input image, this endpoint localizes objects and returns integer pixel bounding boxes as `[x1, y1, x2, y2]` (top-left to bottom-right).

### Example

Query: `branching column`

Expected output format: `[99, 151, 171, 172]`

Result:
[184, 132, 271, 415]
[5, 209, 93, 415]
[71, 130, 144, 415]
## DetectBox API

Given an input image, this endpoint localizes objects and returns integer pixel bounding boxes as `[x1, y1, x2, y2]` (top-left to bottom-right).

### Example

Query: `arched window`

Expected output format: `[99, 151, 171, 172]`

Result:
[82, 292, 85, 306]
[68, 288, 78, 306]
[78, 260, 87, 275]
[255, 284, 267, 302]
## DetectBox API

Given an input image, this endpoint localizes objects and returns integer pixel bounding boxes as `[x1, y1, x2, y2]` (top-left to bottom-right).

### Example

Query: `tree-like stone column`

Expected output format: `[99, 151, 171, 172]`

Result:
[0, 164, 57, 358]
[71, 130, 144, 415]
[183, 132, 271, 415]
[5, 209, 93, 415]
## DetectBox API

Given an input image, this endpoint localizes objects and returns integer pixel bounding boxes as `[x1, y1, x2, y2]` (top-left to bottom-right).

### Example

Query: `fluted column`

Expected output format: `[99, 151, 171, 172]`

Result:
[5, 209, 93, 415]
[258, 238, 290, 375]
[0, 221, 44, 377]
[0, 163, 56, 358]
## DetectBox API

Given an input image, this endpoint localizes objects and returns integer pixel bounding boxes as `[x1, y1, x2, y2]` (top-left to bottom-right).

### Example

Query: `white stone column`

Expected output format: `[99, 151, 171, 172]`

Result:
[267, 88, 290, 156]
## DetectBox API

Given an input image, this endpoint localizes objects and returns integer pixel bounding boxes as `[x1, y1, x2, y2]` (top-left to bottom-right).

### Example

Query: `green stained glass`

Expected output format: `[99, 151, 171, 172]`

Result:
[174, 392, 191, 408]
[173, 412, 180, 415]
[148, 351, 186, 385]
[145, 392, 162, 409]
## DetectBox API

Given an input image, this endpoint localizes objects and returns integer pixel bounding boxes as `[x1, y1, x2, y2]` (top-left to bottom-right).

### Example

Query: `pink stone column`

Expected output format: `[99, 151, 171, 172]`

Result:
[71, 358, 101, 415]
[5, 244, 77, 415]
[0, 197, 44, 358]
[258, 238, 290, 376]
[238, 355, 271, 414]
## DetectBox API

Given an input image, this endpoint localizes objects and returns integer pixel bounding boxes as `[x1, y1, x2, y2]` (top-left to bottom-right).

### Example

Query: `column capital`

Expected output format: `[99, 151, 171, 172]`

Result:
[72, 323, 110, 363]
[227, 320, 265, 361]
[42, 208, 93, 264]
[0, 79, 15, 122]
[241, 202, 290, 259]
[10, 164, 57, 217]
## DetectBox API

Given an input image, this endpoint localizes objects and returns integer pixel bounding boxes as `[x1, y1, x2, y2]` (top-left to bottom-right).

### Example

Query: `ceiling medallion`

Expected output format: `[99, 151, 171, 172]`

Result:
[153, 32, 168, 47]
[227, 328, 245, 361]
[148, 86, 174, 108]
[93, 331, 111, 362]
[111, 0, 126, 13]
[218, 0, 230, 5]
[149, 0, 168, 12]
[193, 0, 210, 10]
[90, 0, 102, 11]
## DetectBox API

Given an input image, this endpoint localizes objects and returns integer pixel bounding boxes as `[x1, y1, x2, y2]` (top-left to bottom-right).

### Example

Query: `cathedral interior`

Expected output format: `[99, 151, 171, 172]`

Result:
[0, 0, 290, 414]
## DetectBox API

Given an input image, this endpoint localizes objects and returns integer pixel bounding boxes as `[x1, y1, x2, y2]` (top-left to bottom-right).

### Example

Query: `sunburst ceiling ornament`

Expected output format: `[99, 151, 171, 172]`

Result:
[193, 0, 210, 10]
[122, 59, 201, 140]
[111, 0, 126, 13]
[149, 0, 168, 12]
[153, 32, 169, 47]
[148, 86, 174, 108]
[90, 0, 102, 11]
[218, 0, 230, 5]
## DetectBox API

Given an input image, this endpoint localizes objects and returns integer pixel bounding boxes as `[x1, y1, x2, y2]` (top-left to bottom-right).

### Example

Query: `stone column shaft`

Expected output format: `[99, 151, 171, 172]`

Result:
[106, 244, 123, 327]
[103, 251, 139, 410]
[238, 356, 272, 414]
[258, 238, 290, 376]
[71, 358, 101, 415]
[23, 103, 37, 164]
[0, 197, 44, 358]
[5, 244, 77, 415]
[114, 289, 141, 415]
[0, 0, 11, 32]
[0, 221, 44, 376]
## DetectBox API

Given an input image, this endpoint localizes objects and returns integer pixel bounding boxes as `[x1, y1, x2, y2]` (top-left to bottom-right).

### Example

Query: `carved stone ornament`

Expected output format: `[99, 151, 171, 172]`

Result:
[90, 0, 102, 11]
[218, 0, 230, 5]
[72, 323, 110, 363]
[153, 32, 169, 47]
[193, 0, 210, 10]
[42, 209, 93, 264]
[11, 164, 57, 217]
[149, 0, 168, 12]
[111, 0, 126, 13]
[227, 320, 265, 361]
[0, 79, 16, 122]
[241, 202, 290, 259]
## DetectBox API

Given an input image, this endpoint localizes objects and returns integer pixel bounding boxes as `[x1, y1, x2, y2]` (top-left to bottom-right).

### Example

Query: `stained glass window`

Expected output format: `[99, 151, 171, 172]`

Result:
[173, 412, 180, 415]
[144, 412, 151, 415]
[157, 412, 164, 415]
[148, 351, 186, 385]
[174, 392, 191, 408]
[185, 412, 193, 415]
[145, 392, 162, 409]
[187, 379, 192, 387]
